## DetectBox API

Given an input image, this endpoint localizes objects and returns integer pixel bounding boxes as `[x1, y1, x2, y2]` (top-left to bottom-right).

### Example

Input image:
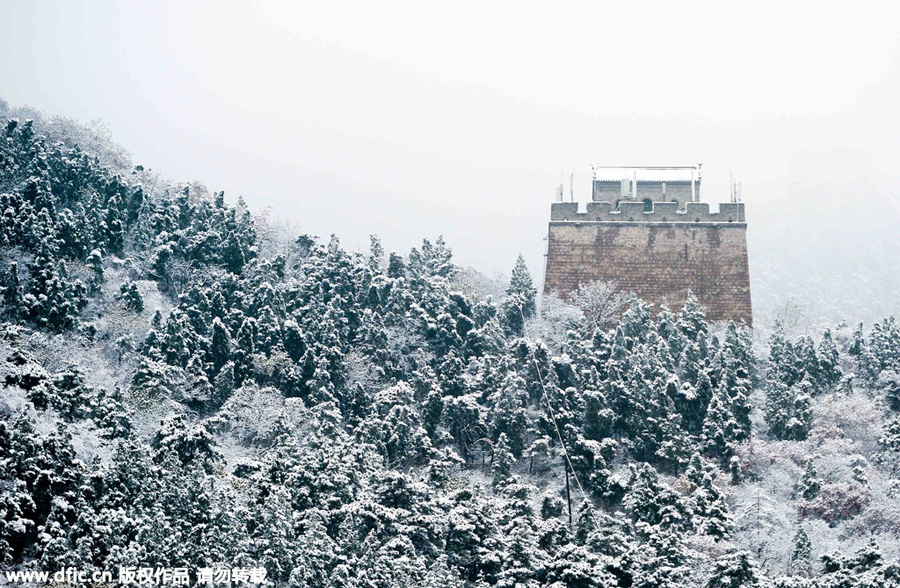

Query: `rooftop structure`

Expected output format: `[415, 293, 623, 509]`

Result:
[587, 164, 702, 211]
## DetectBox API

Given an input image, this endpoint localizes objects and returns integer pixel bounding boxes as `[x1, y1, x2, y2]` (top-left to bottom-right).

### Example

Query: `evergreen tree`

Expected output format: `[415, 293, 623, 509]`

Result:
[685, 453, 733, 540]
[492, 433, 515, 487]
[489, 374, 529, 457]
[702, 381, 743, 461]
[368, 234, 385, 272]
[877, 415, 900, 476]
[768, 321, 800, 388]
[678, 291, 708, 341]
[798, 459, 821, 501]
[794, 337, 821, 393]
[387, 251, 406, 278]
[119, 281, 143, 313]
[789, 527, 812, 577]
[213, 361, 235, 406]
[817, 328, 842, 389]
[208, 317, 232, 373]
[848, 322, 865, 357]
[784, 381, 813, 441]
[221, 230, 246, 273]
[23, 240, 86, 330]
[507, 254, 536, 320]
[766, 377, 813, 441]
[706, 552, 762, 588]
[729, 456, 742, 485]
[1, 261, 21, 317]
[151, 415, 221, 473]
[105, 196, 125, 253]
[85, 249, 104, 295]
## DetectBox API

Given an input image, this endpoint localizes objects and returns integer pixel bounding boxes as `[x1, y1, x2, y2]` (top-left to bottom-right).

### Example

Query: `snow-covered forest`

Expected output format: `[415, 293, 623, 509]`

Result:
[2, 105, 900, 588]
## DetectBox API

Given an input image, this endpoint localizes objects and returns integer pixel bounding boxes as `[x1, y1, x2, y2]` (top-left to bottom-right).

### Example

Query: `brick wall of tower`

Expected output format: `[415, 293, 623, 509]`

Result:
[543, 221, 752, 325]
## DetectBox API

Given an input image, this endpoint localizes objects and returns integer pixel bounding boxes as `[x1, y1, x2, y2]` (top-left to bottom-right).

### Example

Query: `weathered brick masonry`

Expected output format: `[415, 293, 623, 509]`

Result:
[544, 201, 752, 325]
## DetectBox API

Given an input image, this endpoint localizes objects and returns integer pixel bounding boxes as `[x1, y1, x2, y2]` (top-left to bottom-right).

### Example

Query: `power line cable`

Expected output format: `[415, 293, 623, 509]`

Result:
[517, 304, 587, 500]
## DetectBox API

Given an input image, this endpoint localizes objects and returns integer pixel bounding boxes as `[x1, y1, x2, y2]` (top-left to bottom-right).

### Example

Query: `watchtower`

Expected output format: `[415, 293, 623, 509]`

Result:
[543, 165, 752, 325]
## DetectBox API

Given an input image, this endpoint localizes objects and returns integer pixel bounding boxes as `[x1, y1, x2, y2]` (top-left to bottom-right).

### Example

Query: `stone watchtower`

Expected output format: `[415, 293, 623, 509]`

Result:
[543, 165, 752, 325]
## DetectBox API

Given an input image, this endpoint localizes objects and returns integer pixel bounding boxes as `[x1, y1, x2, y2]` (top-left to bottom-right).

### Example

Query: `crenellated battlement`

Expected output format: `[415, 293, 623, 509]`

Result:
[550, 201, 745, 223]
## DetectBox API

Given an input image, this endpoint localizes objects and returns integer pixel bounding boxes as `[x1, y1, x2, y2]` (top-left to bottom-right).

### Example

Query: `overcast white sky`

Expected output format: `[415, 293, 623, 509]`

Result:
[3, 1, 900, 323]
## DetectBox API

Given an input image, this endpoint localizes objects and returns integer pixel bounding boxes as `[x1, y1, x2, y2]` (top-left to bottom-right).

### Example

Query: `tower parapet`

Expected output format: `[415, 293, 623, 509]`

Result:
[551, 201, 745, 223]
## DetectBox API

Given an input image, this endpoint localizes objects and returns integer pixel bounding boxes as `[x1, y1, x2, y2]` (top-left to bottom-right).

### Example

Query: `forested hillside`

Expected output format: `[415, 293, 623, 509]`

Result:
[1, 106, 900, 587]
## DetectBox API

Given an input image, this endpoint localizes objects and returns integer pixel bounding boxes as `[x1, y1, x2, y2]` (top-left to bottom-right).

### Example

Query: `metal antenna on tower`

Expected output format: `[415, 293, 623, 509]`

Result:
[695, 162, 703, 202]
[730, 166, 734, 203]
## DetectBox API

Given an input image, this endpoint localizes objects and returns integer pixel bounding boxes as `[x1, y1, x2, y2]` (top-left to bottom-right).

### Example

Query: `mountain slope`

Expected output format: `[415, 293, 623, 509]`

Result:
[1, 104, 899, 587]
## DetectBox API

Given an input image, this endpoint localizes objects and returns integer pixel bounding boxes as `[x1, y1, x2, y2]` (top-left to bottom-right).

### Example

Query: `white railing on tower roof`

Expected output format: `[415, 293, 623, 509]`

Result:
[591, 164, 702, 183]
